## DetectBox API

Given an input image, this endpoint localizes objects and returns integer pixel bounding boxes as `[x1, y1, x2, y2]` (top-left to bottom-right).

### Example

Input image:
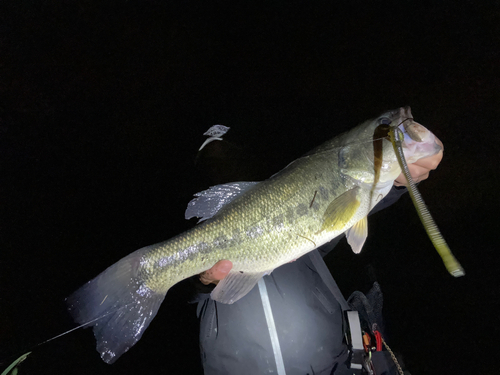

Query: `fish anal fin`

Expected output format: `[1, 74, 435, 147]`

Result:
[211, 270, 270, 304]
[346, 216, 368, 254]
[321, 187, 361, 232]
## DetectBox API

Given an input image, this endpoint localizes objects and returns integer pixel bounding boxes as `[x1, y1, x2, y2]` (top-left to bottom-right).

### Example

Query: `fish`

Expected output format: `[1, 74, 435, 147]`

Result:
[67, 106, 442, 363]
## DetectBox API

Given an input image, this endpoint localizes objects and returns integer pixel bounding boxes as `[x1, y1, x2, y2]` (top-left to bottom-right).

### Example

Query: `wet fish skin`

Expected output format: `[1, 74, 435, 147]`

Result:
[67, 106, 441, 363]
[138, 109, 404, 292]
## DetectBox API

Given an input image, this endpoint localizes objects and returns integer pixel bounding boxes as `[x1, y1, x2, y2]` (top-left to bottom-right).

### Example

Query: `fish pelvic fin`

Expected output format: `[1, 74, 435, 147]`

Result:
[211, 270, 271, 304]
[66, 248, 166, 364]
[346, 216, 368, 254]
[320, 187, 361, 232]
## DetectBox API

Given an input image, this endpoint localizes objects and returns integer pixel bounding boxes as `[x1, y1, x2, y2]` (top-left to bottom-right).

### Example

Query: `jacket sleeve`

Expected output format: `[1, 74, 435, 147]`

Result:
[368, 185, 408, 216]
[187, 275, 215, 303]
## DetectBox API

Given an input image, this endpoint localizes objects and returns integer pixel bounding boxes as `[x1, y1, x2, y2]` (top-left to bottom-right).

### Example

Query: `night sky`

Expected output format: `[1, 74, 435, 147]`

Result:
[1, 2, 499, 374]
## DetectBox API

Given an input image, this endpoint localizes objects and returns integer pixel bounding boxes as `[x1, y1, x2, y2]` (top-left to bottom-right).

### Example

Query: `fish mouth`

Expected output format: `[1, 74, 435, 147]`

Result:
[398, 106, 433, 143]
[394, 107, 442, 163]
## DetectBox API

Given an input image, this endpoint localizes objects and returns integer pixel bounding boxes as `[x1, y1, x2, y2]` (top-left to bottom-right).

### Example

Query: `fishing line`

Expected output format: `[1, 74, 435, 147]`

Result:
[36, 305, 129, 346]
[1, 302, 136, 374]
[296, 136, 392, 161]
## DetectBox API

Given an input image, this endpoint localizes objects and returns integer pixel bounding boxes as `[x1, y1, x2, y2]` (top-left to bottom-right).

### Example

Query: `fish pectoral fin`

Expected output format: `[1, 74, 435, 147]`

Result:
[211, 270, 270, 304]
[346, 216, 368, 254]
[321, 187, 361, 232]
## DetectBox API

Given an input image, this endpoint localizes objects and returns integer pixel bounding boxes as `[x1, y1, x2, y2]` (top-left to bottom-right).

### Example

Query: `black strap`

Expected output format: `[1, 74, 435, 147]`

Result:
[308, 250, 350, 311]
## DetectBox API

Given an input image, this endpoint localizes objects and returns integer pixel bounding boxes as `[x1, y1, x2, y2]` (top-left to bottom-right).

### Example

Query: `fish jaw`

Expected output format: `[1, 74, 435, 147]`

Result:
[399, 119, 442, 163]
[370, 107, 442, 182]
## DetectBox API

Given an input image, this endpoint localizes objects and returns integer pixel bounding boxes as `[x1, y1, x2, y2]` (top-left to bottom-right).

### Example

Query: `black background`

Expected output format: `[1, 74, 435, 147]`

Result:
[1, 2, 499, 374]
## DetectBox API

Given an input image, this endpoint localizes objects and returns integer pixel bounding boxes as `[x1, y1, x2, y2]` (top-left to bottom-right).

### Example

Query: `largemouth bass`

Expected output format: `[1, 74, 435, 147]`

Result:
[67, 107, 441, 363]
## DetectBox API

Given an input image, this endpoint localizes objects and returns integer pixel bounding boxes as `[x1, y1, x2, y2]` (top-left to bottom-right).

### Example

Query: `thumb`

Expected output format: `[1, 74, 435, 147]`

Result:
[200, 260, 233, 285]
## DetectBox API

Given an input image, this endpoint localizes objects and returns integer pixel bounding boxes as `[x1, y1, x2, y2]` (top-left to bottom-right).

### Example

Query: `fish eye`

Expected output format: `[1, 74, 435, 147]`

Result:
[378, 117, 392, 125]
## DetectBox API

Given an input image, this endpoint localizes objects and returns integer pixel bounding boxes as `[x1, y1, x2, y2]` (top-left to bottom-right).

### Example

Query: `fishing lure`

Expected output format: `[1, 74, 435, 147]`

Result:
[389, 121, 465, 277]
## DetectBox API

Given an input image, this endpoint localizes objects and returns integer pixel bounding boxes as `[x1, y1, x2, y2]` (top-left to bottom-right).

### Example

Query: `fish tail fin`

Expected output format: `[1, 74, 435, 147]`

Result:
[66, 248, 166, 364]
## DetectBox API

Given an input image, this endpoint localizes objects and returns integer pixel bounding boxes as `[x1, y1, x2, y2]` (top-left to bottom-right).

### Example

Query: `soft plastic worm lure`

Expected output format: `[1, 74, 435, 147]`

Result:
[389, 125, 465, 277]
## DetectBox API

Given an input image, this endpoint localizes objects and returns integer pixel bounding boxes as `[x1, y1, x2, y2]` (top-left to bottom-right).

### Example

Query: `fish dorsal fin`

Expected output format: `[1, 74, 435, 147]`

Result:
[185, 182, 259, 222]
[321, 187, 361, 232]
[211, 270, 271, 304]
[346, 216, 368, 254]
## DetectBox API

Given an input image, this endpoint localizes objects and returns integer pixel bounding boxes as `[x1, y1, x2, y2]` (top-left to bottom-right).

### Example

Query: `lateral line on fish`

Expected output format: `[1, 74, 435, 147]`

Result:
[193, 127, 411, 258]
[189, 133, 389, 258]
[190, 118, 412, 266]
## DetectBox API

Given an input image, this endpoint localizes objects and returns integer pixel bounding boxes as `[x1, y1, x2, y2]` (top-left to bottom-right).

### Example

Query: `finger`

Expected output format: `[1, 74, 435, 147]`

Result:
[199, 260, 233, 285]
[394, 169, 430, 186]
[394, 168, 430, 185]
[412, 137, 444, 170]
[394, 172, 429, 186]
[435, 137, 443, 151]
[393, 137, 443, 186]
[408, 163, 431, 180]
[412, 150, 443, 171]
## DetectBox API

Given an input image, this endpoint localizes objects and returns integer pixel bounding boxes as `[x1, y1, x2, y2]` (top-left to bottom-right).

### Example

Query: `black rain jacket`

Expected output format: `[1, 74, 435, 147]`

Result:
[194, 187, 408, 375]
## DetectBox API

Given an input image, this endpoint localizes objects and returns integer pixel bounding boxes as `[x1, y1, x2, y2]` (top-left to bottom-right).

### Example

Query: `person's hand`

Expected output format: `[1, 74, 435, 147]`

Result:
[199, 260, 233, 285]
[394, 137, 444, 187]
